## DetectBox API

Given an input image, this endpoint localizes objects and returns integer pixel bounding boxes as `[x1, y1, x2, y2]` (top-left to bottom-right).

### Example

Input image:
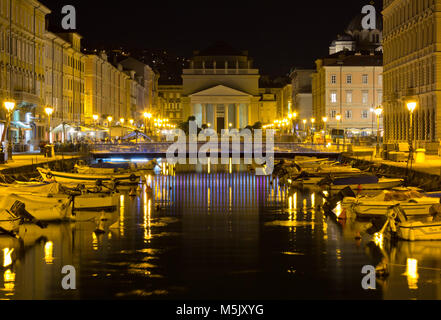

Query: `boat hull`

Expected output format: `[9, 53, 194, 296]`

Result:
[351, 201, 438, 217]
[398, 222, 441, 241]
[38, 167, 140, 185]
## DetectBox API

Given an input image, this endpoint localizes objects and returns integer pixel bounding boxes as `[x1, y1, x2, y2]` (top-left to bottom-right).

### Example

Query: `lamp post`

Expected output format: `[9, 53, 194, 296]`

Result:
[322, 117, 328, 147]
[107, 116, 113, 142]
[45, 107, 54, 144]
[407, 100, 417, 166]
[3, 100, 15, 161]
[302, 119, 307, 142]
[120, 118, 125, 139]
[144, 112, 152, 135]
[310, 118, 315, 144]
[93, 114, 99, 143]
[336, 114, 342, 151]
[375, 105, 383, 158]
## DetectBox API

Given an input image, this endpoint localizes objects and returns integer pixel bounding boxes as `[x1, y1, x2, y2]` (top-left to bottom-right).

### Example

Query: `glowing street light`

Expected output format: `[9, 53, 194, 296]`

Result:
[93, 114, 99, 143]
[143, 112, 152, 135]
[45, 107, 54, 144]
[107, 116, 113, 141]
[336, 114, 342, 151]
[407, 100, 418, 173]
[2, 100, 15, 161]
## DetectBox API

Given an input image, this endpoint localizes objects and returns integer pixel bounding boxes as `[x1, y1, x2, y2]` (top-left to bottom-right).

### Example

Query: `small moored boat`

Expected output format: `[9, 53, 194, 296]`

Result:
[38, 167, 141, 185]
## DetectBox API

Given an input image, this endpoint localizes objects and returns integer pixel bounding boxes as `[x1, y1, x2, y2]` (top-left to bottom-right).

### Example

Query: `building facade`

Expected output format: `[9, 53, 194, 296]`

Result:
[181, 42, 261, 133]
[290, 69, 314, 123]
[312, 51, 383, 136]
[0, 0, 50, 151]
[84, 51, 130, 126]
[382, 0, 441, 151]
[158, 84, 183, 124]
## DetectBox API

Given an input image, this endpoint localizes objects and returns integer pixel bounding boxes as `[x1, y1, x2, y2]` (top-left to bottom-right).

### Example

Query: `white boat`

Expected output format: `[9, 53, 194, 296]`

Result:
[0, 193, 72, 221]
[344, 190, 440, 218]
[0, 182, 120, 212]
[320, 175, 403, 191]
[383, 205, 441, 241]
[38, 167, 141, 185]
[72, 193, 120, 211]
[396, 220, 441, 241]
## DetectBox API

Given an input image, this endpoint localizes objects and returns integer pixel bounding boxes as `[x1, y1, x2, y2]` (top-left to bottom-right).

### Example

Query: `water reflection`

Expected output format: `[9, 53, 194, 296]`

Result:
[0, 164, 440, 299]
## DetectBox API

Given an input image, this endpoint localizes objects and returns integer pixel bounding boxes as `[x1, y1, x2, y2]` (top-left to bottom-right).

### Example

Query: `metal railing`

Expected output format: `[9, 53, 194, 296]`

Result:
[89, 142, 339, 155]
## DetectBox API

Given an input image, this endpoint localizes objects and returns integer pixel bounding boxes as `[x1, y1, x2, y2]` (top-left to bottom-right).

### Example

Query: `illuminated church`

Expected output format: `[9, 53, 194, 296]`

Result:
[181, 42, 262, 133]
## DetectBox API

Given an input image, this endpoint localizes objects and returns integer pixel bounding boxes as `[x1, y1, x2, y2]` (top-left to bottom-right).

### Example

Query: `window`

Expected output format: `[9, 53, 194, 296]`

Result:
[362, 74, 368, 84]
[378, 92, 383, 105]
[346, 91, 352, 103]
[362, 110, 369, 119]
[331, 75, 337, 84]
[331, 91, 337, 103]
[346, 75, 352, 84]
[362, 91, 369, 104]
[345, 110, 352, 119]
[331, 110, 337, 119]
[378, 75, 383, 85]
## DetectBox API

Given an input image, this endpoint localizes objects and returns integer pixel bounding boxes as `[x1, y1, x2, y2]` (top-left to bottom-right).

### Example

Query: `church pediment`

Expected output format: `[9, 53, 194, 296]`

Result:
[190, 85, 251, 97]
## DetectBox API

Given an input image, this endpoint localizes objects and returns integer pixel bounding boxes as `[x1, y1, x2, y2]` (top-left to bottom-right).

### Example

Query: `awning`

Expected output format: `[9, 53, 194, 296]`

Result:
[52, 124, 73, 134]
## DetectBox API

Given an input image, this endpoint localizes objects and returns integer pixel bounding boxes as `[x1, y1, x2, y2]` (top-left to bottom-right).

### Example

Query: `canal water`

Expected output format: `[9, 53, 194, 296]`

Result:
[1, 163, 441, 300]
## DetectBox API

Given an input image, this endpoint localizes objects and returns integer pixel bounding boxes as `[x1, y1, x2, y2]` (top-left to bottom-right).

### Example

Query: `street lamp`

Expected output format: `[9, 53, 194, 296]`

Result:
[107, 116, 113, 142]
[322, 117, 328, 147]
[336, 114, 342, 151]
[93, 114, 99, 143]
[407, 100, 417, 159]
[3, 100, 15, 161]
[45, 107, 54, 144]
[374, 106, 383, 158]
[144, 112, 152, 135]
[310, 118, 316, 144]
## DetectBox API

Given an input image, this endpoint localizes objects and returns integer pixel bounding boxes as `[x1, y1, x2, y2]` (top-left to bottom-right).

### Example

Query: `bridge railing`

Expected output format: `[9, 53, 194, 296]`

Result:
[89, 142, 338, 154]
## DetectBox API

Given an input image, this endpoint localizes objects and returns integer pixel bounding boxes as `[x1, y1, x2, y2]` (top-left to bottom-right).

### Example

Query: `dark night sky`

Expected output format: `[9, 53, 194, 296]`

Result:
[39, 0, 383, 77]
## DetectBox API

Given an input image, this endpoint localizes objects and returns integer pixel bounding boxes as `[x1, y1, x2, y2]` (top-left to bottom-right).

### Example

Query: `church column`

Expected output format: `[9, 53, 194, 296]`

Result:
[236, 103, 240, 129]
[202, 103, 206, 125]
[247, 103, 252, 126]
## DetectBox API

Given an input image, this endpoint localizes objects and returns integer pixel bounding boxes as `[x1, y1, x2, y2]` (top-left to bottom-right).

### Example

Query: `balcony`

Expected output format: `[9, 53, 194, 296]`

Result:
[14, 90, 41, 105]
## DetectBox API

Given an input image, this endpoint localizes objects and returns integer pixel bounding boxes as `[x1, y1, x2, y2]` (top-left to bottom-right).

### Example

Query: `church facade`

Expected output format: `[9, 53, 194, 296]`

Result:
[181, 43, 261, 133]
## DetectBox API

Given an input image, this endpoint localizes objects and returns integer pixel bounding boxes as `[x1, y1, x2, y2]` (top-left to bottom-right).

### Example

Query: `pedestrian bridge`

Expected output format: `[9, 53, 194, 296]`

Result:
[90, 142, 341, 160]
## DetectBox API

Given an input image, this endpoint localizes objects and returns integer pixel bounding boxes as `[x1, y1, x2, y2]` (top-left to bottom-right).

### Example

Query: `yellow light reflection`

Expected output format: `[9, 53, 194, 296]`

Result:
[92, 232, 98, 251]
[373, 232, 384, 250]
[44, 241, 54, 264]
[334, 202, 342, 218]
[120, 194, 125, 236]
[143, 196, 152, 243]
[4, 269, 15, 292]
[3, 248, 13, 268]
[405, 258, 419, 290]
[208, 158, 211, 174]
[229, 158, 232, 174]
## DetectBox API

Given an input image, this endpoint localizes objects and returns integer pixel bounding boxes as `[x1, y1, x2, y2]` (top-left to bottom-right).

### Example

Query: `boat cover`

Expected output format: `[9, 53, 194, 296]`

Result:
[0, 182, 61, 194]
[333, 175, 379, 186]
